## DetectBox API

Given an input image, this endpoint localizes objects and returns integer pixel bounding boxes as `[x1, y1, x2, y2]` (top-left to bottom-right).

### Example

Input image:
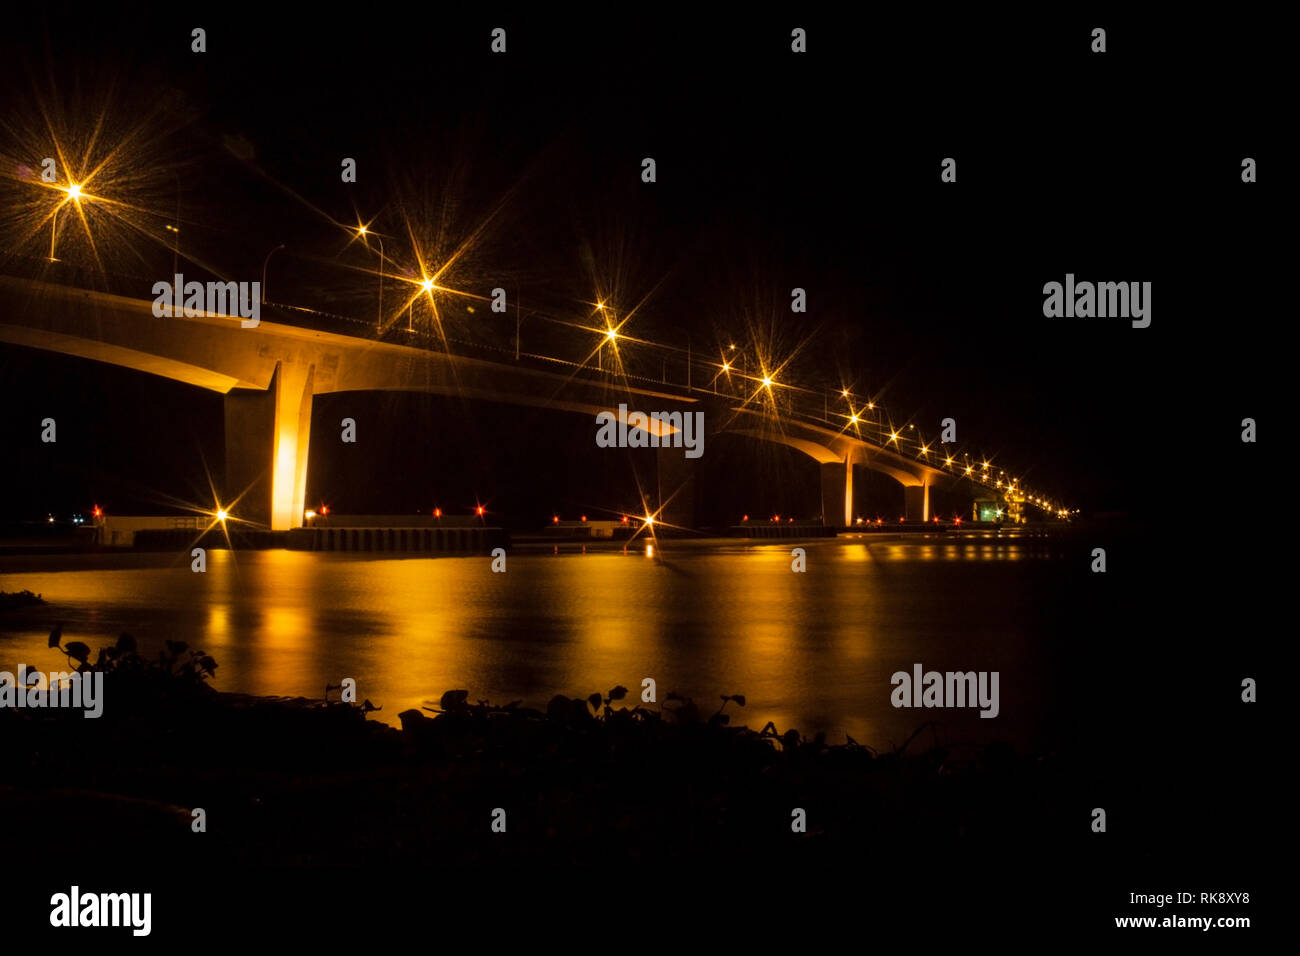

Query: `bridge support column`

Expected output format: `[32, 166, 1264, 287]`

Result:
[224, 361, 314, 530]
[904, 482, 931, 523]
[820, 457, 853, 529]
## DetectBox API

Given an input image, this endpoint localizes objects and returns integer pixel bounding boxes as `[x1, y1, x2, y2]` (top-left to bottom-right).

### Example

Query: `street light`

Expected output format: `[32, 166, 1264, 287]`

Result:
[165, 224, 180, 277]
[261, 243, 285, 305]
[49, 183, 86, 262]
[358, 226, 384, 333]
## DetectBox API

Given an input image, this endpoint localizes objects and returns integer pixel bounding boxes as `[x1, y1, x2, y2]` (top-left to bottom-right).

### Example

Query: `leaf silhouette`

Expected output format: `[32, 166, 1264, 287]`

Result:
[440, 690, 469, 710]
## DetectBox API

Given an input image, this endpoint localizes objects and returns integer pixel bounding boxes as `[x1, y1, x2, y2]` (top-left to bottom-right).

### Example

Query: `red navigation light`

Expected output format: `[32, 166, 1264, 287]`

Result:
[92, 506, 102, 518]
[621, 515, 629, 524]
[321, 505, 330, 516]
[899, 516, 905, 523]
[954, 517, 962, 525]
[476, 505, 485, 517]
[773, 514, 780, 522]
[742, 514, 748, 522]
[434, 507, 442, 518]
[787, 517, 793, 523]
[580, 515, 587, 522]
[553, 515, 559, 523]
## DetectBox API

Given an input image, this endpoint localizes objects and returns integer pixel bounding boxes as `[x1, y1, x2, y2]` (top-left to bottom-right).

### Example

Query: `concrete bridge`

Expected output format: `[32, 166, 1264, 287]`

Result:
[0, 276, 963, 530]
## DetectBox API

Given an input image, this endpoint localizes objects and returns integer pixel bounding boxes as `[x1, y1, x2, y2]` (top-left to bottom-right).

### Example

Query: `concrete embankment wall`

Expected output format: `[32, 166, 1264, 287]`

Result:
[128, 527, 508, 554]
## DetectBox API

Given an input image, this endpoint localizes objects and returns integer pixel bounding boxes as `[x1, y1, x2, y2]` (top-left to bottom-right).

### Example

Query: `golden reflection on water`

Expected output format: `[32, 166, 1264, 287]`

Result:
[0, 538, 1048, 748]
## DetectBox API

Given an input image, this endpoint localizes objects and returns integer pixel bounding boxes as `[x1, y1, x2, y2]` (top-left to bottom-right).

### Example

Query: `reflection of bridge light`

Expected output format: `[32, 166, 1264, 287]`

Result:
[475, 506, 485, 516]
[433, 507, 442, 518]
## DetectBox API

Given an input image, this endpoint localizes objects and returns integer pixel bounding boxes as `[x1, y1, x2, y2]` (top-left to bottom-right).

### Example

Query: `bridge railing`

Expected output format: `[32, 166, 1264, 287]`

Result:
[0, 252, 1061, 514]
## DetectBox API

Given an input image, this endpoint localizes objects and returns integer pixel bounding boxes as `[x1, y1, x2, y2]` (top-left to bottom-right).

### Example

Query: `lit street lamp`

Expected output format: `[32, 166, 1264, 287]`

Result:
[357, 226, 384, 332]
[49, 182, 86, 262]
[261, 243, 285, 305]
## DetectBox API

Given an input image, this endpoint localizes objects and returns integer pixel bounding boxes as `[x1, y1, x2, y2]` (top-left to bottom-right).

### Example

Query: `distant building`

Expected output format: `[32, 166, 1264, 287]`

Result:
[97, 515, 204, 547]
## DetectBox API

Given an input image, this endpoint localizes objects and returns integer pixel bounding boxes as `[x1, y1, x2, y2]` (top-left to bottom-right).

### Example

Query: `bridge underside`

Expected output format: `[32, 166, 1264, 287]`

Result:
[818, 458, 931, 528]
[1, 279, 966, 532]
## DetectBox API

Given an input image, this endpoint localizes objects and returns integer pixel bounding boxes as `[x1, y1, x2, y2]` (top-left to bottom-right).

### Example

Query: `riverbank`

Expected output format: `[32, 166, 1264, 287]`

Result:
[3, 645, 1068, 873]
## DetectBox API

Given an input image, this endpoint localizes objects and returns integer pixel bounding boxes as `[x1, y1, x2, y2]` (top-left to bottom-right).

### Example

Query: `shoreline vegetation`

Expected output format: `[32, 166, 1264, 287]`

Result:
[0, 589, 46, 611]
[1, 631, 1072, 874]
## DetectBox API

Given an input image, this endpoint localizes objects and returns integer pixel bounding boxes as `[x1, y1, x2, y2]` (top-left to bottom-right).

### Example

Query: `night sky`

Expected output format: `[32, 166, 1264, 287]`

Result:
[0, 11, 1280, 522]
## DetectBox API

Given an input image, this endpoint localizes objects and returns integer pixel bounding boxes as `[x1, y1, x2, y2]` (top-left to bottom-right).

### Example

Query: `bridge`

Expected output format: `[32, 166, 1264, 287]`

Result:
[0, 275, 1043, 531]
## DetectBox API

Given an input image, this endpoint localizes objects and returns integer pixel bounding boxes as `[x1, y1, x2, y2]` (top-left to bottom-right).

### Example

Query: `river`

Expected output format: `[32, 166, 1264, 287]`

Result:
[0, 533, 1073, 752]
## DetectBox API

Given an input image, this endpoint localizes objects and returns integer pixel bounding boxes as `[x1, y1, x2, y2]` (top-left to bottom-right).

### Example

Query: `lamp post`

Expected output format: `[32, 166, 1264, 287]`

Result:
[165, 224, 180, 277]
[49, 183, 85, 262]
[357, 227, 384, 332]
[261, 244, 287, 304]
[261, 244, 285, 305]
[171, 172, 181, 276]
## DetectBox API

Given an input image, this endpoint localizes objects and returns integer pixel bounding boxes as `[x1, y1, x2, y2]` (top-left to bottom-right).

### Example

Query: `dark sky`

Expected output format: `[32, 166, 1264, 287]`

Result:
[0, 11, 1281, 522]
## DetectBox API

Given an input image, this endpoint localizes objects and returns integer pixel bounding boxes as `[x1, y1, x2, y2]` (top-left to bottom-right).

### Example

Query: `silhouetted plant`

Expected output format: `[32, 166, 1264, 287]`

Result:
[710, 694, 746, 725]
[0, 589, 46, 611]
[47, 627, 216, 687]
